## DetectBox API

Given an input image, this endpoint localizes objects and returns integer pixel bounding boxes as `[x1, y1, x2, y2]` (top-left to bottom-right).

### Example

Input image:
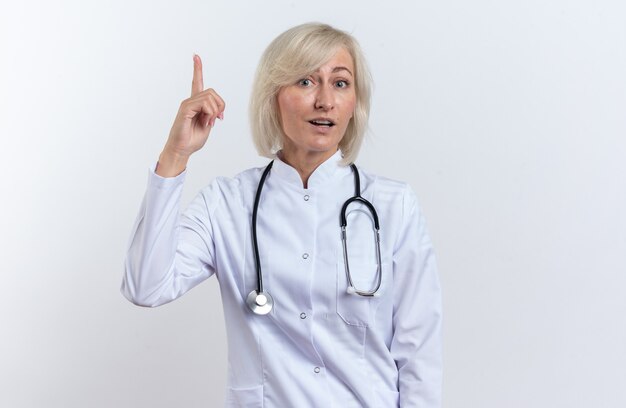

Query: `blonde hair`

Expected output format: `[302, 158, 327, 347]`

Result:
[249, 22, 372, 165]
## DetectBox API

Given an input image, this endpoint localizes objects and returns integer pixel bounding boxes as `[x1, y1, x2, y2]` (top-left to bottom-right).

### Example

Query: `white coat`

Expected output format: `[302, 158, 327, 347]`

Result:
[121, 150, 442, 407]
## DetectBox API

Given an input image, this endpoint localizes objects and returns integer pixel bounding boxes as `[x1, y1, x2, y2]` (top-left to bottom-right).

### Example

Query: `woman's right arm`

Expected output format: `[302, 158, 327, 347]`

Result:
[121, 55, 225, 307]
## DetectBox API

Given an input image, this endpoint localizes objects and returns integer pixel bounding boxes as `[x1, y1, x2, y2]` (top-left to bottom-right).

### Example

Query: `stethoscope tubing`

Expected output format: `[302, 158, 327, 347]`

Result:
[248, 160, 382, 314]
[251, 160, 274, 294]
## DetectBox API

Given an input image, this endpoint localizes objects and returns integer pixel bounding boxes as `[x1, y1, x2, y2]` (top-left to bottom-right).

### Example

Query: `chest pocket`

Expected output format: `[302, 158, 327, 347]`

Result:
[336, 259, 390, 327]
[335, 199, 390, 327]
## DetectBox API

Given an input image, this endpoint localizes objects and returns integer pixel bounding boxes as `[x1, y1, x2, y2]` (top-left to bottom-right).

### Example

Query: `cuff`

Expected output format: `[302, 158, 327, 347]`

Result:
[147, 161, 187, 189]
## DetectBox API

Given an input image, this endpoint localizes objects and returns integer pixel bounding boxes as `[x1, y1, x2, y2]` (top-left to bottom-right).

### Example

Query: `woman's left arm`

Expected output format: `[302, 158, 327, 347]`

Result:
[390, 186, 443, 407]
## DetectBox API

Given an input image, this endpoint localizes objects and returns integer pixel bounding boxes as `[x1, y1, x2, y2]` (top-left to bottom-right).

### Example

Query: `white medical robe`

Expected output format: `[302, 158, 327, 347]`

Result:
[121, 150, 442, 407]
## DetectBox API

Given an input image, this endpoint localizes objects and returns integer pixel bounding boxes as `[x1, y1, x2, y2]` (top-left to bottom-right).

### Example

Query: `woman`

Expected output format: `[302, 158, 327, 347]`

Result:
[122, 23, 442, 407]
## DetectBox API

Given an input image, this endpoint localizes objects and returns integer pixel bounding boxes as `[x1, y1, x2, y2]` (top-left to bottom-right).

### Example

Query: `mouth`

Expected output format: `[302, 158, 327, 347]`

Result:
[308, 118, 335, 128]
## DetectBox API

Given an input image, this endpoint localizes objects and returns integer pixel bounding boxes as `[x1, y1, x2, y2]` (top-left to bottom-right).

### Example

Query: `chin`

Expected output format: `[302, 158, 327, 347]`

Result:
[308, 143, 340, 154]
[308, 136, 343, 150]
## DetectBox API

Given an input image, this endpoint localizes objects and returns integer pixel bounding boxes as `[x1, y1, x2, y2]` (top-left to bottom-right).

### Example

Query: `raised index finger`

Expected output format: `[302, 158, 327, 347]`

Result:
[191, 54, 204, 96]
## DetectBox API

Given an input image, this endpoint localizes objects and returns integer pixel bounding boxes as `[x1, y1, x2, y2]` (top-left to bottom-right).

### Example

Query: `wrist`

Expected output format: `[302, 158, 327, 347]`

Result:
[156, 149, 189, 177]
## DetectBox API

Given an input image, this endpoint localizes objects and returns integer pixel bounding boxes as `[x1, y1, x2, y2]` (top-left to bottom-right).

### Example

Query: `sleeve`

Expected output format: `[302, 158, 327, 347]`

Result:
[390, 185, 443, 407]
[120, 162, 217, 307]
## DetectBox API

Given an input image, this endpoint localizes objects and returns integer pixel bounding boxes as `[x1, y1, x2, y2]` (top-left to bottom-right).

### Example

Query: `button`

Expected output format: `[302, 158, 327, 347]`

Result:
[303, 195, 310, 201]
[300, 312, 307, 319]
[302, 253, 309, 259]
[314, 366, 321, 373]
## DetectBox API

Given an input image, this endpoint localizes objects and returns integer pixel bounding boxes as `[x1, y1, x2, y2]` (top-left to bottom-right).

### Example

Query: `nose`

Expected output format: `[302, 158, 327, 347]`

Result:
[314, 86, 334, 111]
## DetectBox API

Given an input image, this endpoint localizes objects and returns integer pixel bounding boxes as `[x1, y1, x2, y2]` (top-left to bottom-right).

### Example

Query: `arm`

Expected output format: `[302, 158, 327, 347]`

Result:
[121, 54, 225, 307]
[390, 186, 443, 407]
[120, 162, 217, 307]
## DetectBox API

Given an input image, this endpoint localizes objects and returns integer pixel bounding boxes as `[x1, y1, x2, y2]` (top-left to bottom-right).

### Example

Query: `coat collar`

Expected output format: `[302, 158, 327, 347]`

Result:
[271, 150, 347, 189]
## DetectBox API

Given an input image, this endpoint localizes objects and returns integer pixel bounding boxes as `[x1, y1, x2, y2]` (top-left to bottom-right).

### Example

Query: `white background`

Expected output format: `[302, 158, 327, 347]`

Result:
[1, 0, 625, 407]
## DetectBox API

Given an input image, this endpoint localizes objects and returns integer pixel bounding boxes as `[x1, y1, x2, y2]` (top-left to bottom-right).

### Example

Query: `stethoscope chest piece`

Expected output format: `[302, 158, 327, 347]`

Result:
[246, 290, 274, 315]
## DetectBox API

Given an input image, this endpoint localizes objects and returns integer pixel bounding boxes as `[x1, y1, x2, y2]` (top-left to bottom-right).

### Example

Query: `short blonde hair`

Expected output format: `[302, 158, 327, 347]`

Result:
[249, 23, 372, 165]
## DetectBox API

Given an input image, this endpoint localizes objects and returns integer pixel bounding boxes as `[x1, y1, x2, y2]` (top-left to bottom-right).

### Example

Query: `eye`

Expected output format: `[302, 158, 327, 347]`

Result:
[335, 80, 350, 88]
[298, 78, 312, 87]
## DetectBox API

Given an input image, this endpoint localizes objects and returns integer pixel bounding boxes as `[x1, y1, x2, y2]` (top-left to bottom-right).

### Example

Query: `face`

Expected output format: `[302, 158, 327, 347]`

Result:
[276, 47, 357, 160]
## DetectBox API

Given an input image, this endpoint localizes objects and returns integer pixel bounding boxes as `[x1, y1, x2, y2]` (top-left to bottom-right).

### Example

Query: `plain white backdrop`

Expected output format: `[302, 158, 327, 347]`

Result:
[1, 0, 625, 407]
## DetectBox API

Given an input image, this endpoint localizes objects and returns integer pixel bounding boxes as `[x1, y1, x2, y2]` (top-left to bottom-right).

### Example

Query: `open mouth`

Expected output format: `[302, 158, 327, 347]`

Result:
[308, 119, 335, 127]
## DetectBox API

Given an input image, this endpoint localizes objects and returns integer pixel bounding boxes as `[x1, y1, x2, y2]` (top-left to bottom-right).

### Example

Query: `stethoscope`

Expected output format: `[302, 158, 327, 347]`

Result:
[246, 160, 383, 315]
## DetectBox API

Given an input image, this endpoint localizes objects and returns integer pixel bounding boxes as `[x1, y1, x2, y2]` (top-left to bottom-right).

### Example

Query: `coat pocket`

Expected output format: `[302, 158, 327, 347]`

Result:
[336, 260, 389, 327]
[226, 384, 263, 407]
[374, 387, 400, 407]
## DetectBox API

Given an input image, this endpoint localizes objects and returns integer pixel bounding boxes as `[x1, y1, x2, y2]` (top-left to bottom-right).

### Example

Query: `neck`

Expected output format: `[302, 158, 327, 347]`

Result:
[279, 148, 338, 188]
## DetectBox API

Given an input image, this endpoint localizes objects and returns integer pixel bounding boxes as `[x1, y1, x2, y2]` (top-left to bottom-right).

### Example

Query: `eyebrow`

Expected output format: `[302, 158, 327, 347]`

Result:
[331, 66, 353, 76]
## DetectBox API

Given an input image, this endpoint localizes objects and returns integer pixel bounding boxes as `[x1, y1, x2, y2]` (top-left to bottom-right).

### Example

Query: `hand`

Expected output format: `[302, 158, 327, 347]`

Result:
[160, 54, 226, 167]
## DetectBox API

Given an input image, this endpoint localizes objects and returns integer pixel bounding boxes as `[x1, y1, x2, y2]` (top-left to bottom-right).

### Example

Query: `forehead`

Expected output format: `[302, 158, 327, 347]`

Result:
[314, 47, 354, 74]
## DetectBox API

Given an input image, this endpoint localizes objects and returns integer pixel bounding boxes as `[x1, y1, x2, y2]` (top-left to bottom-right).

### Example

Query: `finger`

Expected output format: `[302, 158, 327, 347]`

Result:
[183, 89, 222, 126]
[193, 91, 221, 127]
[179, 97, 206, 119]
[193, 95, 218, 128]
[204, 94, 221, 127]
[206, 89, 225, 120]
[210, 90, 226, 118]
[191, 54, 204, 97]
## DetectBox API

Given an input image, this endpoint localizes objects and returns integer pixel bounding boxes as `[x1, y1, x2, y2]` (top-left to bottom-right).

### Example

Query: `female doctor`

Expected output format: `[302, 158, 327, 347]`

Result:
[122, 23, 442, 407]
